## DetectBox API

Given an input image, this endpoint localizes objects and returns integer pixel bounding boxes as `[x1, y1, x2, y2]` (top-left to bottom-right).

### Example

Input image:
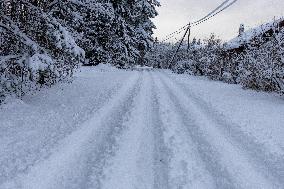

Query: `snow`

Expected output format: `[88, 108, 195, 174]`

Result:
[0, 66, 133, 187]
[0, 66, 283, 189]
[101, 71, 155, 189]
[158, 72, 283, 188]
[153, 73, 215, 189]
[0, 55, 22, 64]
[0, 16, 40, 52]
[90, 63, 119, 72]
[170, 73, 284, 157]
[28, 53, 54, 71]
[53, 23, 85, 58]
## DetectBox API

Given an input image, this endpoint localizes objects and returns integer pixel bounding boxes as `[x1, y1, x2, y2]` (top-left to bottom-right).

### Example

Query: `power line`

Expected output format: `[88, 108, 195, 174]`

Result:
[161, 0, 238, 42]
[162, 0, 231, 41]
[194, 0, 238, 25]
[192, 0, 231, 24]
[167, 0, 238, 66]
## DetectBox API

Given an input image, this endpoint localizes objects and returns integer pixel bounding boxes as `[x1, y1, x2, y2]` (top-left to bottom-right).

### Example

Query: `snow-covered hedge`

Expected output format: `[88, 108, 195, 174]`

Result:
[148, 27, 284, 95]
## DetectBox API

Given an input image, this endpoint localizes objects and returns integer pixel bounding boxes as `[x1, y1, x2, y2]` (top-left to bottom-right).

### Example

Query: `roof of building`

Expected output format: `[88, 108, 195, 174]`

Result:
[225, 18, 284, 50]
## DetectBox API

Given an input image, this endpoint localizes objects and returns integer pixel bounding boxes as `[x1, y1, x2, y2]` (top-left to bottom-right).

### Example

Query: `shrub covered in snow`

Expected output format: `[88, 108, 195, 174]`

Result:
[172, 60, 195, 74]
[149, 20, 284, 95]
[222, 26, 283, 94]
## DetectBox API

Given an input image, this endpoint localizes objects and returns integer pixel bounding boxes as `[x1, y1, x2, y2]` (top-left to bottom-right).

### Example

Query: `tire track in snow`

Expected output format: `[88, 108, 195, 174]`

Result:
[163, 71, 284, 186]
[100, 71, 169, 189]
[158, 71, 282, 189]
[1, 72, 141, 189]
[150, 72, 171, 189]
[152, 73, 217, 189]
[0, 71, 132, 185]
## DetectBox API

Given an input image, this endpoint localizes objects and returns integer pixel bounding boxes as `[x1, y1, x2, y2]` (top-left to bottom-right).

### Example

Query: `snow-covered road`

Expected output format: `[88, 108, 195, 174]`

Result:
[0, 65, 283, 189]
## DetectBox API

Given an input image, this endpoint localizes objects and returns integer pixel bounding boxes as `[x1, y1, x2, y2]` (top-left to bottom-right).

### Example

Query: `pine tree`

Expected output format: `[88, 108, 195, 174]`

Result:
[132, 0, 160, 66]
[82, 1, 115, 66]
[107, 0, 160, 68]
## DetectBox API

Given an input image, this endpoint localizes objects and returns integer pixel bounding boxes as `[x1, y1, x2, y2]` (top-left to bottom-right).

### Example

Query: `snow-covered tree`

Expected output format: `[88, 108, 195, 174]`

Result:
[80, 2, 115, 66]
[0, 0, 84, 100]
[0, 0, 160, 102]
[145, 41, 173, 68]
[106, 0, 160, 68]
[132, 0, 160, 66]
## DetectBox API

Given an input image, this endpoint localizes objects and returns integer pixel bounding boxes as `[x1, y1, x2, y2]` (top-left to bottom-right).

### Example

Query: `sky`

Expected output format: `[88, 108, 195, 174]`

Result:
[153, 0, 284, 42]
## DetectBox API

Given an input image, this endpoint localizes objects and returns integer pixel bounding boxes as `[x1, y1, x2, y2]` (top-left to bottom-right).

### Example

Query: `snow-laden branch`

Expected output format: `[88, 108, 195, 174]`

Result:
[0, 16, 40, 53]
[19, 0, 85, 58]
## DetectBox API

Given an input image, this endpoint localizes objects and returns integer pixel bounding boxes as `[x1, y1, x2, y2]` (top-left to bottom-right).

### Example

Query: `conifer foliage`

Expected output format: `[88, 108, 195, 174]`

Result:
[0, 0, 160, 102]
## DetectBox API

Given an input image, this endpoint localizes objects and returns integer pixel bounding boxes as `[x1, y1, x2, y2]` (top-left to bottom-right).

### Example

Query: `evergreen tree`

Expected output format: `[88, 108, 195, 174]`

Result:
[132, 0, 160, 66]
[0, 0, 84, 100]
[81, 1, 115, 66]
[0, 0, 160, 102]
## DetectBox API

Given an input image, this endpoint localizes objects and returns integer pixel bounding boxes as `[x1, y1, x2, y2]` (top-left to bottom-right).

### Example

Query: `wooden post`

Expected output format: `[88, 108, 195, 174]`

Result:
[168, 22, 191, 69]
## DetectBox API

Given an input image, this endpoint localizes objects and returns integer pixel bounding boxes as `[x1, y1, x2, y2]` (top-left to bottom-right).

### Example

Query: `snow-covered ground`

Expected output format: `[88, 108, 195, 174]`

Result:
[0, 65, 283, 189]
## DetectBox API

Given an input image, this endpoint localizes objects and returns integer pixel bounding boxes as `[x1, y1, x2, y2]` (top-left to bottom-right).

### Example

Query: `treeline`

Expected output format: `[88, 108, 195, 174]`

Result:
[0, 0, 159, 102]
[147, 24, 284, 94]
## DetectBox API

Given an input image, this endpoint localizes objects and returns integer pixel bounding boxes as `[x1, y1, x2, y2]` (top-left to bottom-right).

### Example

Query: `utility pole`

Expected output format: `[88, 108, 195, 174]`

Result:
[168, 22, 191, 69]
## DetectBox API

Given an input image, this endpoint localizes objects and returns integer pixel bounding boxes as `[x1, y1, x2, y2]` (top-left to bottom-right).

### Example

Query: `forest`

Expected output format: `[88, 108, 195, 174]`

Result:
[0, 0, 160, 102]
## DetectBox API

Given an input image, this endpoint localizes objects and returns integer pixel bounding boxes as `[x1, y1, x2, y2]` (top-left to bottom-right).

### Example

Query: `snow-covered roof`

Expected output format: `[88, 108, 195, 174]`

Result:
[225, 18, 284, 50]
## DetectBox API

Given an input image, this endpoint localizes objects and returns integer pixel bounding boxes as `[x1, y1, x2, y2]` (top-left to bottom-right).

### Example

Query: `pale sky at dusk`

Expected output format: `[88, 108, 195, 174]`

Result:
[153, 0, 284, 42]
